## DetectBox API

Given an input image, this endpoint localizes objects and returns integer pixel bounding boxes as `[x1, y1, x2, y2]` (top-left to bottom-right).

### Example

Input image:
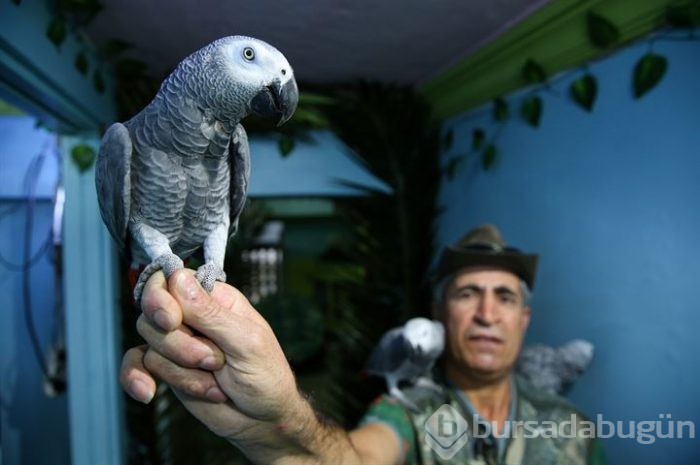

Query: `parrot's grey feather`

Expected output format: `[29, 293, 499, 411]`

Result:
[127, 134, 189, 264]
[367, 318, 445, 409]
[96, 122, 132, 251]
[228, 124, 250, 239]
[95, 36, 298, 305]
[516, 339, 594, 395]
[366, 327, 407, 375]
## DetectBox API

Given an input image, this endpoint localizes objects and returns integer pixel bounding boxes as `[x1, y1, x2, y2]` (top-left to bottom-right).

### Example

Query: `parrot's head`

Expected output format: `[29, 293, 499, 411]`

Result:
[403, 318, 445, 363]
[559, 339, 594, 374]
[210, 36, 298, 126]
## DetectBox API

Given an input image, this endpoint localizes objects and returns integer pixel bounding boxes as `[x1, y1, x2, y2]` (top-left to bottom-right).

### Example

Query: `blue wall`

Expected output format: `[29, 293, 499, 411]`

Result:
[1, 1, 123, 463]
[438, 37, 700, 463]
[0, 116, 70, 464]
[248, 130, 390, 197]
[0, 0, 117, 130]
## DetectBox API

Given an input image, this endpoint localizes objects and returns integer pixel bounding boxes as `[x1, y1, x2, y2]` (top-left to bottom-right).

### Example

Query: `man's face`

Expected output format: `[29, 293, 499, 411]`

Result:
[438, 266, 531, 382]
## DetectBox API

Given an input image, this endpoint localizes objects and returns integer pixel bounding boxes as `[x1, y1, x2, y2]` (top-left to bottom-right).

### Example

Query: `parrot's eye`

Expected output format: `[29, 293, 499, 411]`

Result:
[243, 47, 255, 61]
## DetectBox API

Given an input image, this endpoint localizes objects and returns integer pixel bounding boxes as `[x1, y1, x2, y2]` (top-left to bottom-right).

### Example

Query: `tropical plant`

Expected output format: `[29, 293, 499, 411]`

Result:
[306, 82, 446, 425]
[326, 82, 444, 322]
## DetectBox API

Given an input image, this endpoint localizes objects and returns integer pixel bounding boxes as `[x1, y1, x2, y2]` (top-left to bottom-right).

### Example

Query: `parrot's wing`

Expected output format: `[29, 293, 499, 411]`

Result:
[228, 124, 250, 239]
[95, 122, 132, 250]
[366, 327, 407, 376]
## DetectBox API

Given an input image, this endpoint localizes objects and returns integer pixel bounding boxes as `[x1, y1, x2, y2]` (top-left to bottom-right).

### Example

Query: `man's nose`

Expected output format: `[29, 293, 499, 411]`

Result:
[474, 292, 499, 325]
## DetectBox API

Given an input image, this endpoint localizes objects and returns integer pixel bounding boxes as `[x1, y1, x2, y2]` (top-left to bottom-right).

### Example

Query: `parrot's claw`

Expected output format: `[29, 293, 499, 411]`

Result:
[133, 253, 184, 307]
[195, 263, 227, 293]
[415, 377, 443, 393]
[389, 386, 420, 413]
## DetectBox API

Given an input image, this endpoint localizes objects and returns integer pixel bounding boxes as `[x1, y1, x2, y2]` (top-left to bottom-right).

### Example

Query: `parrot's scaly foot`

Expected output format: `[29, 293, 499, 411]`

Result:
[195, 263, 227, 293]
[415, 377, 444, 393]
[389, 386, 420, 413]
[133, 253, 184, 307]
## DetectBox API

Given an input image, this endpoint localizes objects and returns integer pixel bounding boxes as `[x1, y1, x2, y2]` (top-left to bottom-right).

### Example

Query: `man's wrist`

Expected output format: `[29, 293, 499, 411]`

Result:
[231, 390, 359, 465]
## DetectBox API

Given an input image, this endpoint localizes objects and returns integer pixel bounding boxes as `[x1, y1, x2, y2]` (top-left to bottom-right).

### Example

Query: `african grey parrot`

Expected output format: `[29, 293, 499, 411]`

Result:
[95, 36, 298, 305]
[516, 339, 595, 395]
[367, 318, 445, 411]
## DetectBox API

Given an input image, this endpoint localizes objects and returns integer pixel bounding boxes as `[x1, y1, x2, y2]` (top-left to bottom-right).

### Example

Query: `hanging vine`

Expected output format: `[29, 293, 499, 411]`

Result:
[447, 1, 700, 175]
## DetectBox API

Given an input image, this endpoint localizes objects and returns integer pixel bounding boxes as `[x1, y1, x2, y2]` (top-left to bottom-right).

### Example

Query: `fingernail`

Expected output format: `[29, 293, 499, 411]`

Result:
[176, 272, 202, 301]
[128, 379, 155, 404]
[205, 387, 227, 403]
[200, 355, 222, 370]
[153, 310, 173, 331]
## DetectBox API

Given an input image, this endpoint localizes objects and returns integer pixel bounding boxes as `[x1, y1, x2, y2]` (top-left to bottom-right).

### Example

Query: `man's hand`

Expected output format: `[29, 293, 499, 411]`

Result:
[121, 269, 312, 451]
[120, 269, 400, 465]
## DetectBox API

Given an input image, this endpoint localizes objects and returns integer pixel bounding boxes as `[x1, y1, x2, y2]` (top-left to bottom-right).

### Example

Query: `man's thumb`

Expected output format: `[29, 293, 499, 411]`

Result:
[170, 271, 231, 342]
[174, 269, 206, 302]
[169, 269, 252, 357]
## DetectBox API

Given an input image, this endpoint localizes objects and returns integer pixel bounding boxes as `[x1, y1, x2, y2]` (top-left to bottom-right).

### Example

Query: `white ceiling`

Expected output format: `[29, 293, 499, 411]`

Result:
[86, 0, 549, 86]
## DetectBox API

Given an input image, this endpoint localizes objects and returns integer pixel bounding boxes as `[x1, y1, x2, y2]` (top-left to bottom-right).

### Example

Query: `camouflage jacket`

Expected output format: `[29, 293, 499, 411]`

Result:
[358, 375, 607, 465]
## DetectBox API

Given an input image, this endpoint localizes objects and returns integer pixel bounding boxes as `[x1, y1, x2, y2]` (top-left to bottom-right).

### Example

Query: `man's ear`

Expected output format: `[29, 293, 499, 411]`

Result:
[520, 306, 531, 332]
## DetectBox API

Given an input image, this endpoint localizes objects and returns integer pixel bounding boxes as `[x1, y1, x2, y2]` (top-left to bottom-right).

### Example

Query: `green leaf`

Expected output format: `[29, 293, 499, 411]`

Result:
[493, 97, 509, 122]
[633, 53, 667, 98]
[520, 96, 543, 127]
[569, 73, 598, 112]
[666, 3, 700, 27]
[482, 144, 497, 171]
[70, 144, 96, 172]
[522, 59, 547, 84]
[93, 70, 105, 94]
[443, 129, 454, 151]
[46, 18, 67, 48]
[444, 155, 464, 180]
[298, 92, 337, 106]
[74, 50, 89, 75]
[278, 135, 295, 157]
[289, 107, 330, 128]
[587, 12, 619, 48]
[472, 128, 485, 150]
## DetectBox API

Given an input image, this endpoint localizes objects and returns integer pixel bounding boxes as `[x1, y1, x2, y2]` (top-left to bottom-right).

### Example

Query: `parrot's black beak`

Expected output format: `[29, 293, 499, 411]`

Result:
[251, 78, 299, 126]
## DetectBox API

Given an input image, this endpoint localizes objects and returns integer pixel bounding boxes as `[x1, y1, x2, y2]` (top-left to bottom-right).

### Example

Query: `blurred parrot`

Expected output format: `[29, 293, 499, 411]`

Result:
[516, 339, 595, 395]
[95, 36, 298, 305]
[366, 318, 445, 411]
